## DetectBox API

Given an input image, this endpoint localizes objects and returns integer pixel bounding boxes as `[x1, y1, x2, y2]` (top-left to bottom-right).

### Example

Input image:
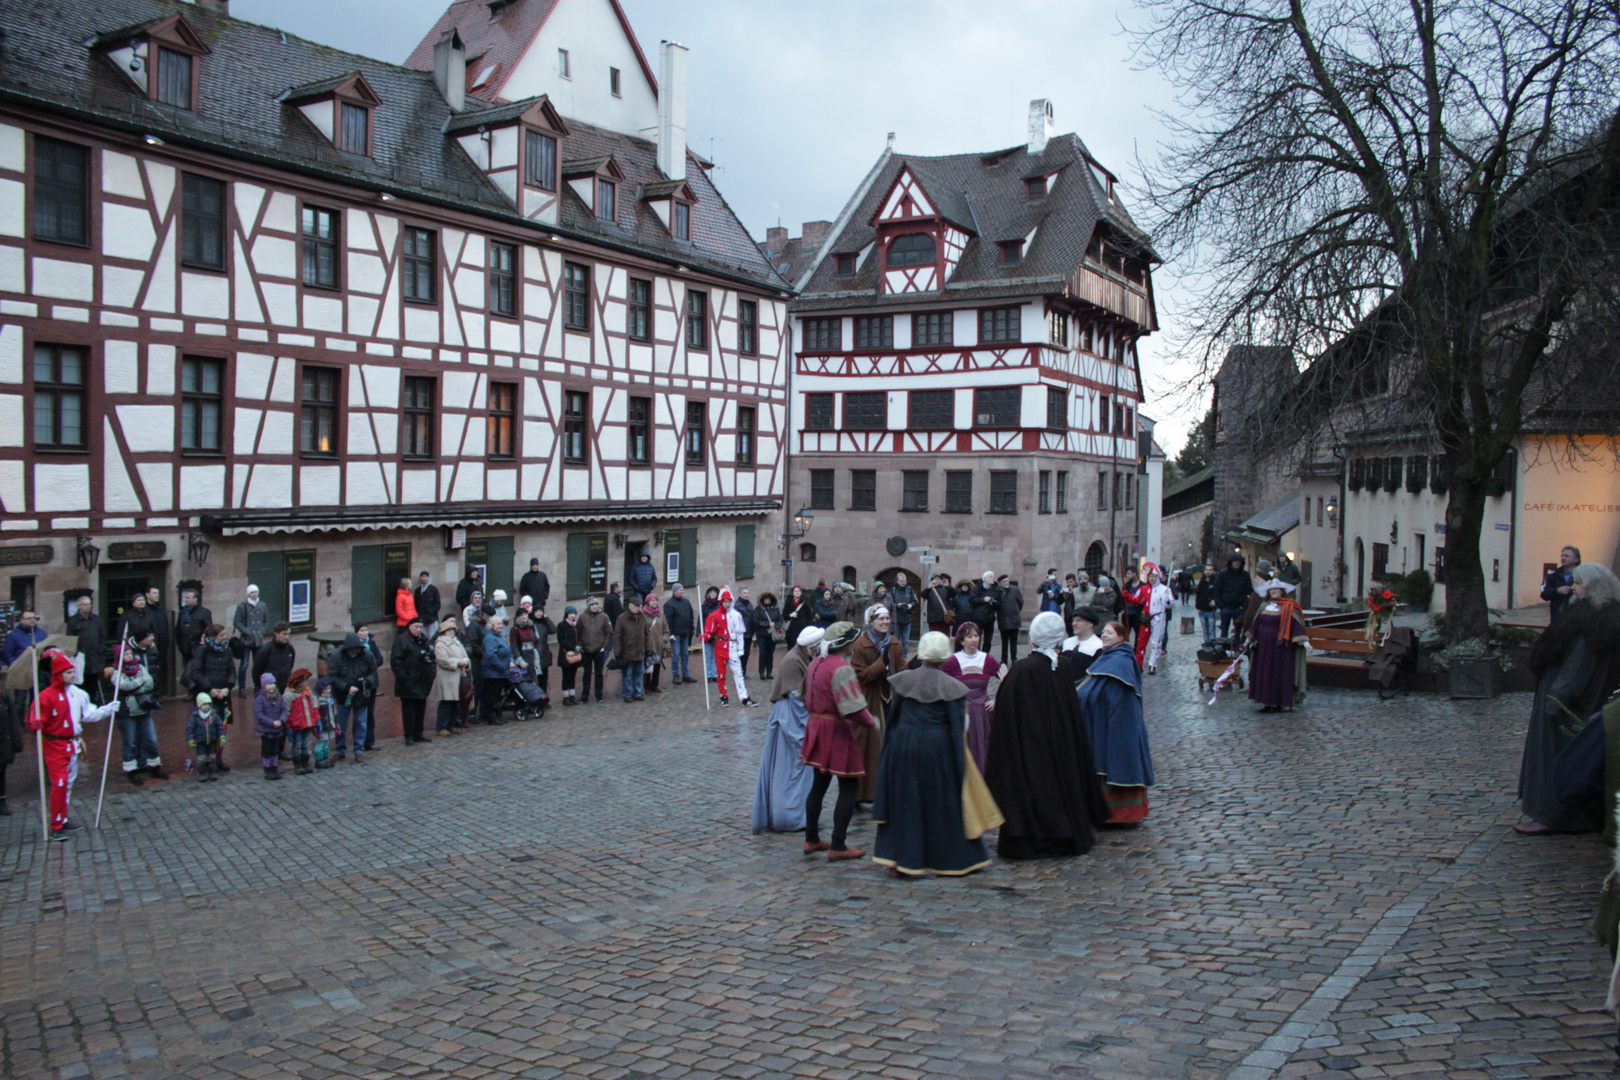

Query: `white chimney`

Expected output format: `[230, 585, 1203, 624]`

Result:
[1028, 98, 1054, 155]
[433, 28, 466, 114]
[657, 41, 689, 181]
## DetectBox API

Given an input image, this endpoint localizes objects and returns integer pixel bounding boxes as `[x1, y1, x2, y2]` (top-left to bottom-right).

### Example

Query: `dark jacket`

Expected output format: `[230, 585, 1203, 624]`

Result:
[186, 638, 235, 693]
[253, 638, 296, 693]
[519, 568, 551, 607]
[122, 604, 158, 645]
[66, 610, 107, 674]
[414, 583, 442, 627]
[969, 583, 1002, 626]
[390, 629, 435, 699]
[999, 585, 1024, 630]
[1541, 565, 1577, 621]
[612, 610, 650, 661]
[512, 616, 554, 669]
[328, 635, 379, 702]
[3, 625, 47, 666]
[462, 615, 487, 674]
[952, 588, 975, 624]
[1196, 576, 1217, 612]
[924, 585, 952, 624]
[556, 620, 580, 659]
[628, 559, 658, 597]
[604, 591, 625, 625]
[664, 595, 696, 636]
[480, 627, 514, 679]
[752, 600, 783, 641]
[175, 602, 212, 659]
[455, 574, 482, 610]
[186, 706, 224, 747]
[1212, 564, 1253, 610]
[732, 598, 755, 637]
[233, 599, 270, 649]
[577, 609, 613, 652]
[889, 584, 918, 623]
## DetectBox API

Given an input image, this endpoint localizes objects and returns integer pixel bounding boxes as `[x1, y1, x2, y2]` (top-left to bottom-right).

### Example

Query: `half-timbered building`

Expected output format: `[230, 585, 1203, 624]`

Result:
[779, 102, 1157, 591]
[0, 0, 789, 638]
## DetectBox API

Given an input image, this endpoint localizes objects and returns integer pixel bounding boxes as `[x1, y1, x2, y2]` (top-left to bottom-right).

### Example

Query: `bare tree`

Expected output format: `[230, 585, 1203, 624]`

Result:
[1134, 0, 1620, 640]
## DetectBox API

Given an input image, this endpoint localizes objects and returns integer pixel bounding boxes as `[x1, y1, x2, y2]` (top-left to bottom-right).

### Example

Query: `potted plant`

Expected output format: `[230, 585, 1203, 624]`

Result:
[1431, 637, 1508, 699]
[1401, 569, 1434, 613]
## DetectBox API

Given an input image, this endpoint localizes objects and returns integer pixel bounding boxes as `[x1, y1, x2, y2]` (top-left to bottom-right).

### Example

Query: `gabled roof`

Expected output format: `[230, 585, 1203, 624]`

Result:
[90, 12, 209, 53]
[641, 178, 694, 200]
[869, 163, 976, 233]
[280, 71, 382, 107]
[562, 154, 623, 179]
[800, 133, 1156, 305]
[0, 0, 787, 292]
[1227, 489, 1302, 544]
[441, 94, 567, 135]
[403, 0, 656, 105]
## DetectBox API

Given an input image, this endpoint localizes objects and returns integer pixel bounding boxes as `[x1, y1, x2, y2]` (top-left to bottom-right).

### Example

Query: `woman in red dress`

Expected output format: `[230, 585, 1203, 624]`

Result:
[799, 621, 877, 861]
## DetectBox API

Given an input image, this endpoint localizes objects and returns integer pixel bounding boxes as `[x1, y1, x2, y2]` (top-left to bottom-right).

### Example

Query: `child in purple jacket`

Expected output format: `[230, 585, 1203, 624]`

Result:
[253, 672, 288, 781]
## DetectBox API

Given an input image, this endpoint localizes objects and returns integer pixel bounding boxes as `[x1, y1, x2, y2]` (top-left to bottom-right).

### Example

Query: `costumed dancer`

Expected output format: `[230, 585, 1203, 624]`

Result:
[1076, 621, 1155, 822]
[1061, 606, 1106, 679]
[726, 590, 755, 706]
[940, 621, 1001, 774]
[982, 612, 1110, 859]
[1144, 568, 1175, 675]
[799, 622, 878, 861]
[850, 604, 905, 802]
[704, 589, 752, 707]
[26, 649, 118, 838]
[751, 625, 824, 833]
[1122, 571, 1154, 667]
[1243, 582, 1310, 712]
[872, 632, 1002, 878]
[186, 692, 225, 782]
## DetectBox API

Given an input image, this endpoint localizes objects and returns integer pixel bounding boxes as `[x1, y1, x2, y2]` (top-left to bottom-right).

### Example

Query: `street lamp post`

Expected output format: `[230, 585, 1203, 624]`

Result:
[781, 506, 814, 591]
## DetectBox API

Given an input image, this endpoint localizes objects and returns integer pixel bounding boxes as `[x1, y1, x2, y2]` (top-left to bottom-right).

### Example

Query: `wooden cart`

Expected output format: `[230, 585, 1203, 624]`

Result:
[1197, 656, 1244, 692]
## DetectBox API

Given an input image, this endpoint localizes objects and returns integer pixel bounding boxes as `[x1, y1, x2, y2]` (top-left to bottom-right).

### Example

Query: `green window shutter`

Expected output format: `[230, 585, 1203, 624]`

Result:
[680, 529, 698, 588]
[735, 524, 755, 580]
[350, 545, 383, 622]
[486, 536, 515, 596]
[566, 533, 589, 599]
[247, 551, 286, 626]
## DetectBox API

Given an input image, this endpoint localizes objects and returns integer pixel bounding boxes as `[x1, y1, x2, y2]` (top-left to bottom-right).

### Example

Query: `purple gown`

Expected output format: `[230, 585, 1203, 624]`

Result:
[941, 651, 1002, 772]
[1248, 606, 1307, 707]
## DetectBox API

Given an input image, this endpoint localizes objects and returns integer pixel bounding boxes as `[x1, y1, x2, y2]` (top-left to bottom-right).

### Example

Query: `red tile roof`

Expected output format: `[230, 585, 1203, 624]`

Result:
[403, 0, 656, 106]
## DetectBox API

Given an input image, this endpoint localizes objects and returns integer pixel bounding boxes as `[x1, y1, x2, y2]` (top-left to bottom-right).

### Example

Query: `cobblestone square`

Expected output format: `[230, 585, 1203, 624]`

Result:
[2, 655, 1613, 1080]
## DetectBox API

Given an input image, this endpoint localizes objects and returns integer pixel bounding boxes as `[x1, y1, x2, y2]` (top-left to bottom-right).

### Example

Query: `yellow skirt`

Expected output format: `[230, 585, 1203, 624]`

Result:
[961, 748, 1004, 839]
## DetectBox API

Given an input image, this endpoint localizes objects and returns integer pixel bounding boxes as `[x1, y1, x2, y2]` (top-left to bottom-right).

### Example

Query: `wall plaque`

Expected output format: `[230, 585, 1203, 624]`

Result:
[0, 544, 53, 567]
[108, 541, 167, 561]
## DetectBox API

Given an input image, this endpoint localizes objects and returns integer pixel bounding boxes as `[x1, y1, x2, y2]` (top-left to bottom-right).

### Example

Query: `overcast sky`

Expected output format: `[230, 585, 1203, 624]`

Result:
[232, 0, 1205, 452]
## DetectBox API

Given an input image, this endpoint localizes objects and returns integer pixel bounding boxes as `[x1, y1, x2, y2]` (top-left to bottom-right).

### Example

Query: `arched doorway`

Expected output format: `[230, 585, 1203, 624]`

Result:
[1355, 538, 1365, 599]
[1085, 541, 1107, 579]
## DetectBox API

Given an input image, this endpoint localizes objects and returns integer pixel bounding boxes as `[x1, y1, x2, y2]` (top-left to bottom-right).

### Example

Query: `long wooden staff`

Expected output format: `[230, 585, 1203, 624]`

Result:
[93, 616, 129, 829]
[34, 650, 49, 840]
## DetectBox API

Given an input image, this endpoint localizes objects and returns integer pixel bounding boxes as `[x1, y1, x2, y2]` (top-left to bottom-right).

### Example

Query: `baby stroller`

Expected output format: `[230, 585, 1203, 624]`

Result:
[1195, 636, 1246, 693]
[498, 663, 548, 721]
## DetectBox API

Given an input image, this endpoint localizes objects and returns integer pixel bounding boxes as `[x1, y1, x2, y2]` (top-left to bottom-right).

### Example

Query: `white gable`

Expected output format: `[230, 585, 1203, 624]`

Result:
[877, 168, 938, 222]
[500, 0, 659, 138]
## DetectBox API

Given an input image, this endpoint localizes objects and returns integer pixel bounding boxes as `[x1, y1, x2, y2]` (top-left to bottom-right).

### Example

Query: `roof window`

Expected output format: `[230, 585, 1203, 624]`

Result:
[281, 72, 383, 158]
[94, 15, 210, 111]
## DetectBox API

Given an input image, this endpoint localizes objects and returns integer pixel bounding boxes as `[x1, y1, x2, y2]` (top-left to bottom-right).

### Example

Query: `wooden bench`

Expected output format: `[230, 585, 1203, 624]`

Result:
[1305, 619, 1377, 686]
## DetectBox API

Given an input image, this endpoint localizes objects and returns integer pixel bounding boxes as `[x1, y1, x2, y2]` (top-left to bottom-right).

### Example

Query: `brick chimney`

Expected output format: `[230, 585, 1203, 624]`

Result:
[765, 226, 788, 255]
[800, 220, 832, 250]
[433, 28, 466, 113]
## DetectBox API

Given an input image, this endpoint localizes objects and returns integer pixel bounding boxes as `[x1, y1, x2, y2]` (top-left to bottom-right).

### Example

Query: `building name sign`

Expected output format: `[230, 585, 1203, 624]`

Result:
[0, 544, 53, 567]
[924, 543, 1008, 554]
[107, 541, 167, 561]
[1522, 502, 1620, 514]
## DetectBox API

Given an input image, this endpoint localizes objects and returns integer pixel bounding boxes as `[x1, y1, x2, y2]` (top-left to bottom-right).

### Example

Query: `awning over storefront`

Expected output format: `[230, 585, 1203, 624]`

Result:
[204, 499, 782, 537]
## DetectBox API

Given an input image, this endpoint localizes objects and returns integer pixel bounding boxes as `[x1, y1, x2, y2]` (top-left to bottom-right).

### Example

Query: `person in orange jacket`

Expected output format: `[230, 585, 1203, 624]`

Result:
[394, 576, 418, 629]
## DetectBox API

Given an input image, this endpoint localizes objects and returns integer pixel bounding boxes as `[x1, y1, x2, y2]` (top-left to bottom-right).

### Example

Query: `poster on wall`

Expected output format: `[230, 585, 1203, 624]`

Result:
[666, 552, 680, 584]
[288, 579, 312, 624]
[587, 534, 608, 593]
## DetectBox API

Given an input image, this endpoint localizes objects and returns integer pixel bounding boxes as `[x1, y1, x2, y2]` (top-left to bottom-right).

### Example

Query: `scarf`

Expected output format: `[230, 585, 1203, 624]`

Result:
[865, 625, 891, 651]
[1270, 598, 1304, 644]
[643, 595, 662, 618]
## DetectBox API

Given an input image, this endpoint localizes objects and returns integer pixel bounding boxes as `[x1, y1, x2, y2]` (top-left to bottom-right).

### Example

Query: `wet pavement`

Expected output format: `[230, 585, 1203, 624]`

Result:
[1, 644, 1614, 1080]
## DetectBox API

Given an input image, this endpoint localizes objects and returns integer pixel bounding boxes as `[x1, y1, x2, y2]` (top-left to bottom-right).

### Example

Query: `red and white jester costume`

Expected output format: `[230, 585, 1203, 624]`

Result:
[26, 650, 118, 836]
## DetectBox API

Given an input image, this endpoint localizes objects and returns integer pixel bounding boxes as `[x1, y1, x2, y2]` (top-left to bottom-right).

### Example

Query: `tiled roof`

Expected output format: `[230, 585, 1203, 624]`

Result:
[1232, 489, 1302, 542]
[403, 0, 561, 103]
[0, 0, 787, 291]
[800, 134, 1156, 303]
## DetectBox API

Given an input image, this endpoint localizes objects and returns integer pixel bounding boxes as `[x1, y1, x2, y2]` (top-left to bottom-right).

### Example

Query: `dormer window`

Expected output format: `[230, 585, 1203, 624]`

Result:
[525, 131, 557, 191]
[155, 47, 193, 108]
[1025, 176, 1047, 201]
[281, 72, 382, 158]
[674, 201, 690, 240]
[999, 240, 1023, 266]
[597, 180, 616, 221]
[640, 177, 697, 239]
[835, 254, 855, 276]
[564, 155, 626, 219]
[340, 102, 369, 155]
[887, 233, 935, 268]
[94, 15, 210, 111]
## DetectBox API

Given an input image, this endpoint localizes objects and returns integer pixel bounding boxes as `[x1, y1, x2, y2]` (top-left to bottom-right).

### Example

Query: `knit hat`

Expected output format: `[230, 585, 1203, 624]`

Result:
[796, 625, 825, 648]
[520, 595, 533, 606]
[917, 632, 951, 663]
[260, 672, 278, 687]
[195, 692, 212, 708]
[492, 589, 508, 603]
[564, 605, 578, 616]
